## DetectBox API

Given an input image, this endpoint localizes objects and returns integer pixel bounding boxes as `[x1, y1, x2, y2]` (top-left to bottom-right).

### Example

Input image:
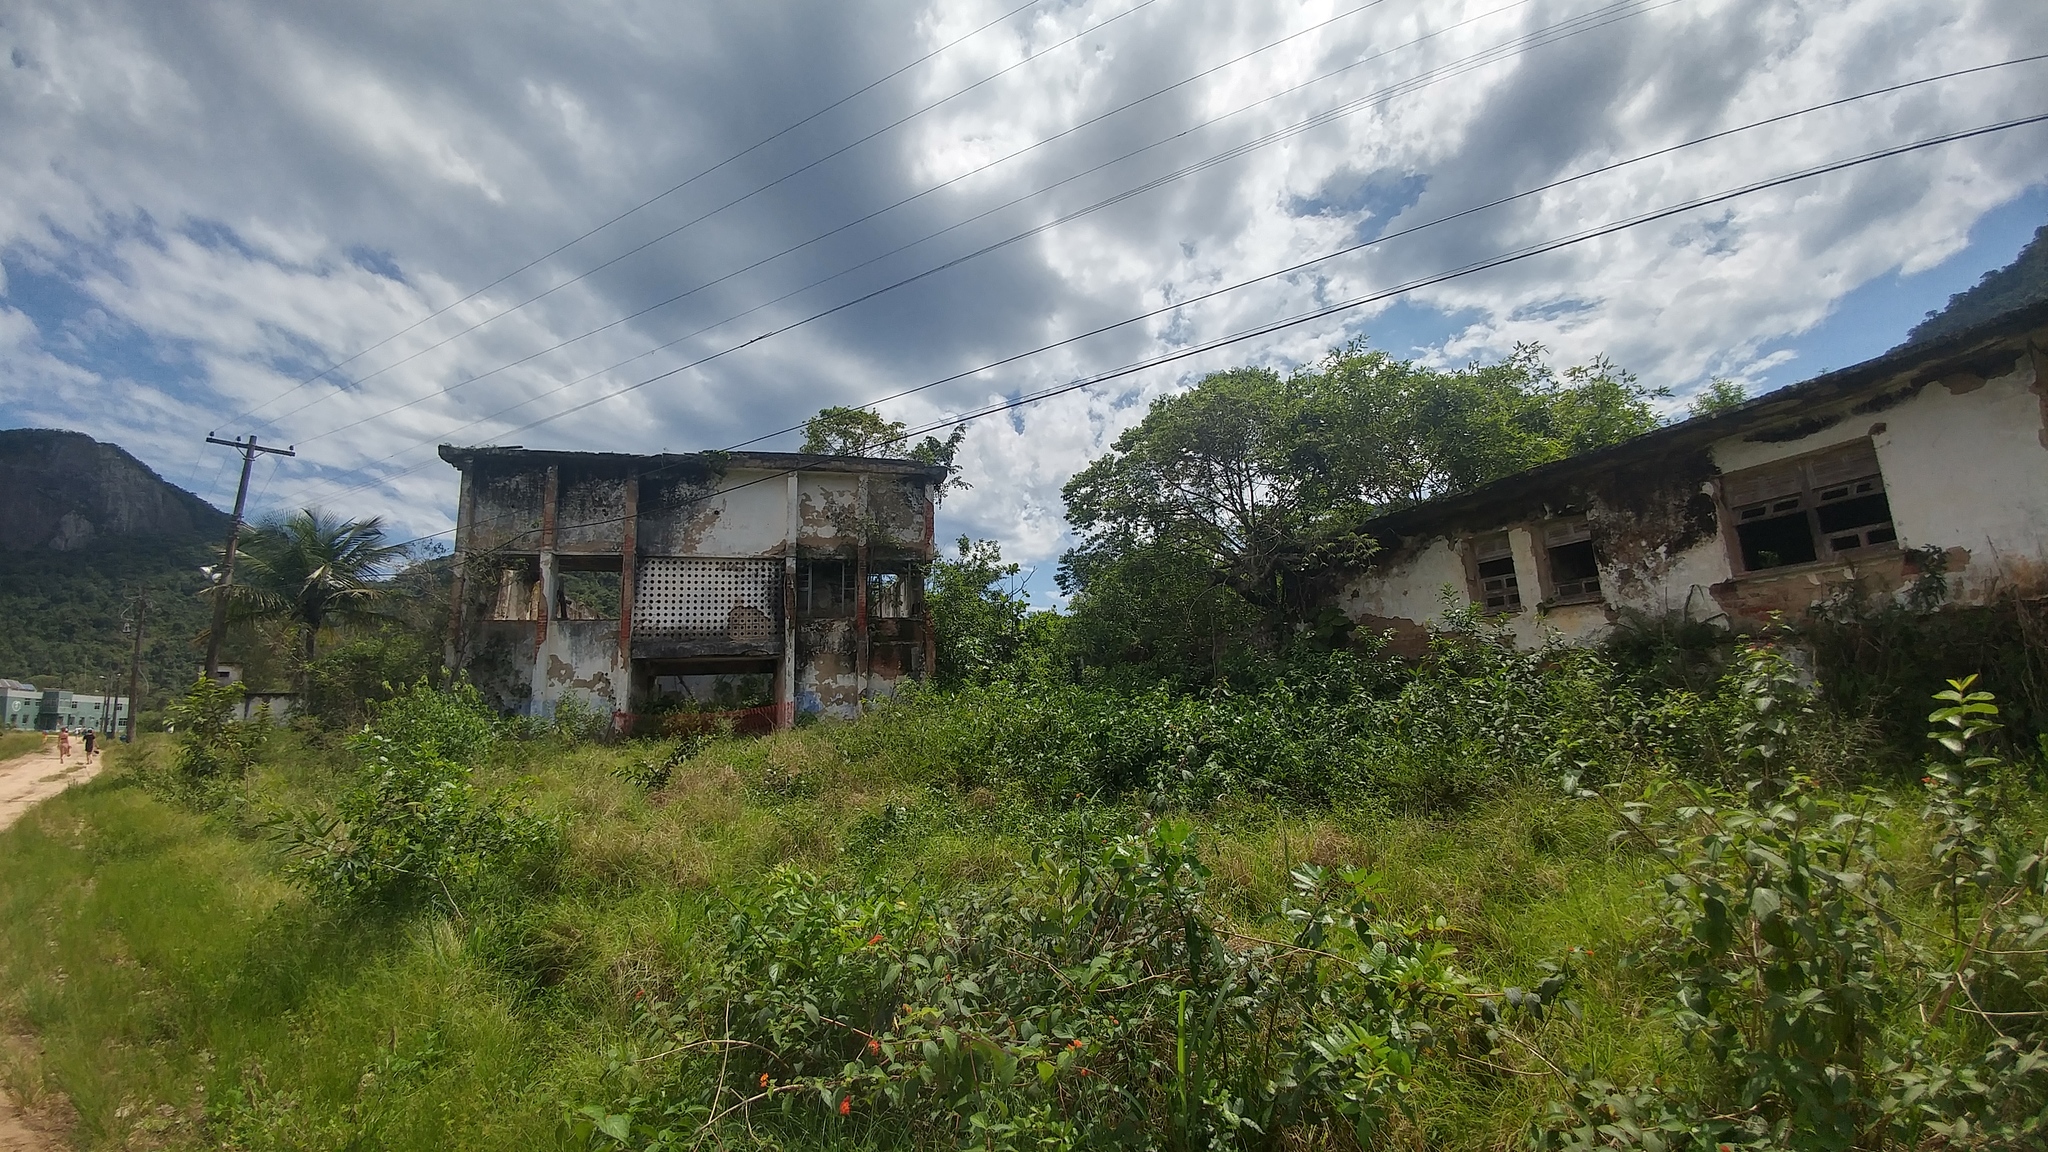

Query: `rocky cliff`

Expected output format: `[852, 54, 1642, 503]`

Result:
[0, 429, 227, 552]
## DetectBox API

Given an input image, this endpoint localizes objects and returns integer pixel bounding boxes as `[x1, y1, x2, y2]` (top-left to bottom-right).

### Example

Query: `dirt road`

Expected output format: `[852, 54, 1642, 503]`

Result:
[0, 737, 96, 1150]
[0, 741, 99, 835]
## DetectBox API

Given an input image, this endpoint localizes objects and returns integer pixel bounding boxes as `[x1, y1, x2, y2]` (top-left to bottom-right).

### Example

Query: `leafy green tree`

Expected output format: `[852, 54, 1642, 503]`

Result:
[925, 537, 1032, 686]
[801, 406, 970, 498]
[226, 509, 409, 669]
[1686, 376, 1748, 418]
[1059, 344, 1663, 676]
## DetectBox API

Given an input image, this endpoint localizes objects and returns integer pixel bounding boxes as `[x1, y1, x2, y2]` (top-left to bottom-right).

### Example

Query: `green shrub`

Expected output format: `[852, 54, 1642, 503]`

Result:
[157, 677, 266, 804]
[551, 693, 613, 745]
[1535, 663, 2048, 1149]
[578, 818, 1533, 1149]
[267, 683, 556, 913]
[905, 618, 1662, 813]
[303, 628, 437, 728]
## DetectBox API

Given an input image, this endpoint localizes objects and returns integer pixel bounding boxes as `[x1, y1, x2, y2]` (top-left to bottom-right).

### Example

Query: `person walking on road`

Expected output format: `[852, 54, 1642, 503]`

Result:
[83, 729, 97, 760]
[56, 728, 71, 763]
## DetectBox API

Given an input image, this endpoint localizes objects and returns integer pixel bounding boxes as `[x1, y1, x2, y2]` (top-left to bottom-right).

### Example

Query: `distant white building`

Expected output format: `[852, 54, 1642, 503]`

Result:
[0, 685, 132, 732]
[0, 680, 39, 729]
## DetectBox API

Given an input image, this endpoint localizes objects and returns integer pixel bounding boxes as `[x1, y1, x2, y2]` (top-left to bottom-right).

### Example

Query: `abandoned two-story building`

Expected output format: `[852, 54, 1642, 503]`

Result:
[1336, 301, 2048, 652]
[439, 446, 946, 729]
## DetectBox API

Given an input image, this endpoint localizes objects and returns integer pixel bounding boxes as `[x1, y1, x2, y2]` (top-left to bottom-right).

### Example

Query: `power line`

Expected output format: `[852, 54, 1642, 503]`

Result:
[225, 0, 1046, 428]
[276, 0, 1421, 445]
[278, 33, 2029, 514]
[275, 0, 1663, 496]
[245, 0, 1176, 430]
[372, 111, 2048, 555]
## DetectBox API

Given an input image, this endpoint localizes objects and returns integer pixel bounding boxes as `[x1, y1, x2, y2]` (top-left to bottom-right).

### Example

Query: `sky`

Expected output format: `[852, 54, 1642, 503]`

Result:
[2, 0, 2045, 605]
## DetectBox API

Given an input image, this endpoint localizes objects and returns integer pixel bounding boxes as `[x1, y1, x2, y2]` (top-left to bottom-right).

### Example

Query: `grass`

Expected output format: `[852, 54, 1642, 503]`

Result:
[0, 694, 2034, 1150]
[0, 730, 44, 760]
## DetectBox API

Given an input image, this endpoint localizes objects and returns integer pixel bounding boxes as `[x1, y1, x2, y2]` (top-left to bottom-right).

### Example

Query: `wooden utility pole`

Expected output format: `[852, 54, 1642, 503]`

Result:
[125, 587, 148, 742]
[202, 434, 295, 678]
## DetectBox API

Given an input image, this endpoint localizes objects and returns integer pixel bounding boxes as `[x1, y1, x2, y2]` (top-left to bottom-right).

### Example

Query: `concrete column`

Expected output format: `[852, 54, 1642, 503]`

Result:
[536, 464, 559, 652]
[616, 475, 637, 731]
[778, 470, 799, 730]
[444, 465, 474, 677]
[854, 472, 870, 709]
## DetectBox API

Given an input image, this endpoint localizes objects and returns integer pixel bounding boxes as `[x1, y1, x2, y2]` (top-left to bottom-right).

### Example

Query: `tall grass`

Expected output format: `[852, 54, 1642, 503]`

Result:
[0, 644, 2041, 1149]
[0, 730, 43, 760]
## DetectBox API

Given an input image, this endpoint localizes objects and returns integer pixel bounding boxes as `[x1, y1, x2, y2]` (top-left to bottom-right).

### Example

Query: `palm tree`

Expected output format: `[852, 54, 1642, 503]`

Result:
[225, 510, 410, 669]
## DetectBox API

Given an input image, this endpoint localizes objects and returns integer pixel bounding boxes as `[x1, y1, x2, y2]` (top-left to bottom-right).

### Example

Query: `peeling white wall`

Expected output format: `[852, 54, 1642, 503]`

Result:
[1342, 536, 1468, 629]
[1339, 350, 2048, 649]
[1871, 361, 2048, 597]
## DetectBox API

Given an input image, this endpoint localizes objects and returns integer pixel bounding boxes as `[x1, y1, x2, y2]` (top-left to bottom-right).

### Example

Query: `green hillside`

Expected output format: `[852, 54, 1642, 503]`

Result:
[0, 429, 228, 704]
[1906, 220, 2048, 345]
[0, 537, 218, 701]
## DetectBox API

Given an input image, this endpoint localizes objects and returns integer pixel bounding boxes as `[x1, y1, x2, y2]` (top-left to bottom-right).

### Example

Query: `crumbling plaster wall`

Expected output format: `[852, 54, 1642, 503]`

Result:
[638, 468, 788, 557]
[1337, 352, 2048, 651]
[456, 456, 938, 722]
[554, 470, 626, 552]
[532, 620, 624, 718]
[1863, 358, 2048, 600]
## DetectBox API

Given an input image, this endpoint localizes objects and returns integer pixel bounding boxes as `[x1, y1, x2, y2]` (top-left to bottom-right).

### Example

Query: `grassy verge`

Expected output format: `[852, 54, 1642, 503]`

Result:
[0, 655, 2039, 1147]
[0, 724, 1694, 1150]
[0, 730, 44, 760]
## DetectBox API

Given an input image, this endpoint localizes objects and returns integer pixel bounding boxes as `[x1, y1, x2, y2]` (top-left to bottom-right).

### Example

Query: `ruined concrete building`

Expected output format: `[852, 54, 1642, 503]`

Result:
[1336, 302, 2048, 653]
[438, 446, 945, 728]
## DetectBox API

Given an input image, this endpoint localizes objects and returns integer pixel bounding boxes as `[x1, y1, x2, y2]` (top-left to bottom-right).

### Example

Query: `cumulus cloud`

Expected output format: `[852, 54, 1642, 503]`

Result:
[0, 0, 2044, 597]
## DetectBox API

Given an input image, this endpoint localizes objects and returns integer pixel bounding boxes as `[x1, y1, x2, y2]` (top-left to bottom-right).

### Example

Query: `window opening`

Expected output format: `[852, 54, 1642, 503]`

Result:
[1542, 519, 1601, 602]
[1723, 441, 1895, 573]
[557, 570, 621, 619]
[488, 559, 541, 620]
[867, 571, 910, 619]
[799, 560, 855, 616]
[1471, 532, 1521, 612]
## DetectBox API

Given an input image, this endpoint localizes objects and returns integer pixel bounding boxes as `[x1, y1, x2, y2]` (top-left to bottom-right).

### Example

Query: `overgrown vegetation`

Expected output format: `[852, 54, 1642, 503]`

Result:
[7, 346, 2048, 1149]
[6, 615, 2048, 1149]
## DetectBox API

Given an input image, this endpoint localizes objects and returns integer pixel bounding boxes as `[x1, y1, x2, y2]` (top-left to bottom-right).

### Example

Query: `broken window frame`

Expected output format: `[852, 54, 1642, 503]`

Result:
[1537, 517, 1602, 605]
[486, 556, 543, 621]
[1466, 531, 1523, 613]
[867, 569, 912, 619]
[798, 560, 857, 617]
[1719, 440, 1899, 576]
[556, 554, 623, 620]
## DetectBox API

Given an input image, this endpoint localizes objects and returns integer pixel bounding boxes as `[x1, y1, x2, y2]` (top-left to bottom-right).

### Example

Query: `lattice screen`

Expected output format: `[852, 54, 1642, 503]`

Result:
[633, 558, 780, 640]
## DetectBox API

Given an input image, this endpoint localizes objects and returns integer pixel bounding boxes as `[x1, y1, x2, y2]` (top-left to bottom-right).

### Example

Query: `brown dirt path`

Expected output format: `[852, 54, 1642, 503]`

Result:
[0, 736, 97, 1150]
[0, 741, 100, 834]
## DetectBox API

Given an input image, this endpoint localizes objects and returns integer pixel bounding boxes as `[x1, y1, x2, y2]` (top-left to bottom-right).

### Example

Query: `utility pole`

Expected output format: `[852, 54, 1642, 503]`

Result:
[124, 587, 148, 742]
[203, 434, 295, 678]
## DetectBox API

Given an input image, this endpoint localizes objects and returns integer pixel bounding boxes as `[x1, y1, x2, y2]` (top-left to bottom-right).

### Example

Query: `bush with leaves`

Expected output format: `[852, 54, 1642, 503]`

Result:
[268, 683, 555, 912]
[1535, 657, 2048, 1150]
[573, 819, 1547, 1150]
[161, 676, 266, 789]
[915, 613, 1661, 813]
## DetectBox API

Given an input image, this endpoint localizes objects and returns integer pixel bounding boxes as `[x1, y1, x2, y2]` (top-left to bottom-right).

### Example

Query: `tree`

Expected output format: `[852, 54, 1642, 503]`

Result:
[924, 537, 1036, 687]
[801, 406, 970, 498]
[226, 510, 410, 674]
[1059, 344, 1664, 676]
[1687, 377, 1748, 418]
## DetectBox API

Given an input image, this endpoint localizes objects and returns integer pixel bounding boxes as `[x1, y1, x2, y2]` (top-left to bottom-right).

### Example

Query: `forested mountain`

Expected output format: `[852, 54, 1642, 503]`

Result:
[0, 429, 225, 701]
[1905, 221, 2048, 346]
